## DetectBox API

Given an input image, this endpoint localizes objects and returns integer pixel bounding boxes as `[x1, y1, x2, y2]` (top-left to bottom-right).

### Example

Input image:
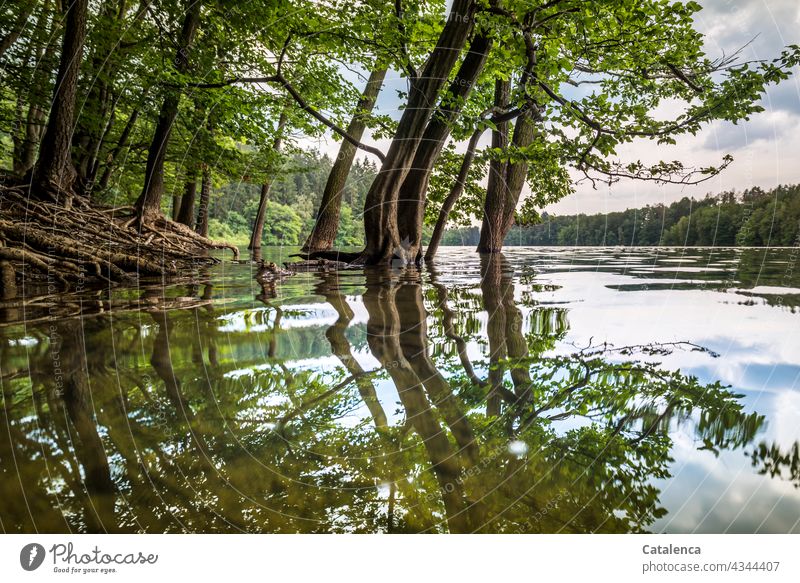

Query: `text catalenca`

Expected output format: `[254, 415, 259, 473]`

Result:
[642, 545, 701, 555]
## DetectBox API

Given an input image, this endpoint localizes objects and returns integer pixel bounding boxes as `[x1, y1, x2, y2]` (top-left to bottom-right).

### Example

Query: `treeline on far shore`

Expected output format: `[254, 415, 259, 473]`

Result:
[440, 184, 800, 247]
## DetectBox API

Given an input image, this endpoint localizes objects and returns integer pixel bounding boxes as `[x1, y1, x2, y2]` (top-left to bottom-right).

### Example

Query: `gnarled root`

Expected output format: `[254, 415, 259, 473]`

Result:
[0, 184, 239, 290]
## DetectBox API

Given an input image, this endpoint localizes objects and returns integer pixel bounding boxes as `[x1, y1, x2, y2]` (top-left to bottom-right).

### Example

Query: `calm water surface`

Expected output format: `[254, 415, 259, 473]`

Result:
[1, 247, 799, 533]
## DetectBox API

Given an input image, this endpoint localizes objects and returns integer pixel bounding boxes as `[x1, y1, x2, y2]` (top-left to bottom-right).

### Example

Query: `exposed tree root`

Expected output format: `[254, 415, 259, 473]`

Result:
[0, 184, 238, 290]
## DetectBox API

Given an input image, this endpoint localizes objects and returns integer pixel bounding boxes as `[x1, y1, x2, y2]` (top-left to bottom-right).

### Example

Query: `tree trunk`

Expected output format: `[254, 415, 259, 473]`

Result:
[82, 102, 116, 195]
[133, 0, 201, 221]
[358, 0, 477, 265]
[0, 2, 35, 59]
[30, 0, 89, 203]
[97, 108, 138, 191]
[249, 182, 273, 250]
[425, 126, 485, 260]
[302, 66, 387, 253]
[16, 3, 57, 177]
[194, 163, 211, 237]
[75, 1, 120, 194]
[248, 112, 288, 250]
[477, 104, 537, 253]
[176, 173, 197, 227]
[477, 79, 511, 254]
[396, 33, 492, 261]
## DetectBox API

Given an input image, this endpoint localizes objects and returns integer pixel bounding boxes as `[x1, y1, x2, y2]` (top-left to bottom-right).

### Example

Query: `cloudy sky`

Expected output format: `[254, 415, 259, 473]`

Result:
[545, 0, 800, 215]
[313, 0, 800, 215]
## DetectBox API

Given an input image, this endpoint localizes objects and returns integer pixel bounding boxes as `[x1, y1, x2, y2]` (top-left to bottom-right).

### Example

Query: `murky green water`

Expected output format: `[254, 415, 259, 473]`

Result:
[1, 247, 799, 533]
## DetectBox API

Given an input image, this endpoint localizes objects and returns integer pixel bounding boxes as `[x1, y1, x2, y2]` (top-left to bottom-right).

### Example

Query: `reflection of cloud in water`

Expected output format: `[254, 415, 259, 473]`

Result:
[654, 427, 800, 533]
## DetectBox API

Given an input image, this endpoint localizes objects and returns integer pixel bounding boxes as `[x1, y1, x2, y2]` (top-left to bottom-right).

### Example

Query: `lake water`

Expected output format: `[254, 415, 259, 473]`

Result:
[1, 247, 799, 533]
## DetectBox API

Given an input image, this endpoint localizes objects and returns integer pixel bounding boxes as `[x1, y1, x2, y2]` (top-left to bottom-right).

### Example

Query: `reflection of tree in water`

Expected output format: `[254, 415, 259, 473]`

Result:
[750, 441, 800, 488]
[0, 257, 768, 532]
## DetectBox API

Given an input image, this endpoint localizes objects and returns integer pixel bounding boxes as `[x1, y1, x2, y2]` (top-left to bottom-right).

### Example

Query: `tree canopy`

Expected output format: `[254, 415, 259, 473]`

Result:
[0, 0, 798, 281]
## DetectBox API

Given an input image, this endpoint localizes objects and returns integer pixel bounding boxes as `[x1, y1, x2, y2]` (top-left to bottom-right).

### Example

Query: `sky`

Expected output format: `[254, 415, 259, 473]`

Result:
[307, 0, 800, 215]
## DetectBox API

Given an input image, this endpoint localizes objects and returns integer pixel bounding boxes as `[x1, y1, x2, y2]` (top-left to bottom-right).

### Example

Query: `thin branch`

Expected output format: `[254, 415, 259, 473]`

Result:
[184, 75, 386, 162]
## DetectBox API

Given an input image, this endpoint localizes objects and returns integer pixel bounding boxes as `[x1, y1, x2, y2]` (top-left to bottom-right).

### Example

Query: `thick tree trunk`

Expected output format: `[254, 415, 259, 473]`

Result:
[477, 79, 511, 254]
[30, 0, 89, 203]
[176, 173, 197, 227]
[194, 163, 211, 237]
[477, 105, 537, 253]
[425, 126, 485, 260]
[358, 0, 477, 265]
[248, 112, 287, 250]
[396, 33, 492, 261]
[97, 108, 138, 191]
[133, 0, 200, 221]
[302, 66, 387, 253]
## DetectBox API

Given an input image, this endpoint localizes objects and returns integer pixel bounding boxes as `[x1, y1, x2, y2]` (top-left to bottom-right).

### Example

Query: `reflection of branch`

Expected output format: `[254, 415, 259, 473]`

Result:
[428, 268, 485, 387]
[523, 360, 592, 428]
[276, 370, 380, 428]
[317, 274, 388, 428]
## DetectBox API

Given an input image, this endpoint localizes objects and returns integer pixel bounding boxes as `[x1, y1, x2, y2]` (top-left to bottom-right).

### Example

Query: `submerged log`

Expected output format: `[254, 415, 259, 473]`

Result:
[283, 259, 350, 272]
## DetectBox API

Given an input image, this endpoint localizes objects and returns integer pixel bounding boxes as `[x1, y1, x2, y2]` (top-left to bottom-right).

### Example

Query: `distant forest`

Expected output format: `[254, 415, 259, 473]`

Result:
[441, 184, 800, 247]
[208, 171, 800, 248]
[207, 153, 377, 246]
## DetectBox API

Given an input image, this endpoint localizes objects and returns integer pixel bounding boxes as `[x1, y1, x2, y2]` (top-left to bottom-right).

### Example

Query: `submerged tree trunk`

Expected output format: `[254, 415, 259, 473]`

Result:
[30, 0, 89, 203]
[195, 163, 211, 238]
[133, 0, 201, 221]
[302, 67, 387, 253]
[396, 33, 492, 261]
[477, 79, 510, 254]
[358, 0, 477, 265]
[425, 126, 485, 260]
[476, 106, 537, 253]
[248, 112, 288, 250]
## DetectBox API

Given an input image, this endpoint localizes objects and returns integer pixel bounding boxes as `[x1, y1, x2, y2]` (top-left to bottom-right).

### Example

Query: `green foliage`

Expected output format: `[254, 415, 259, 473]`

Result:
[1, 0, 797, 245]
[207, 152, 375, 245]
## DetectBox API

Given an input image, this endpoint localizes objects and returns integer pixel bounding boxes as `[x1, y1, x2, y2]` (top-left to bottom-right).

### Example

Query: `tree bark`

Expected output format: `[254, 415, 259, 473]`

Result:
[194, 163, 211, 237]
[477, 105, 537, 253]
[16, 3, 58, 177]
[302, 66, 387, 253]
[249, 181, 272, 251]
[358, 0, 477, 265]
[133, 0, 201, 221]
[176, 172, 197, 227]
[477, 79, 510, 254]
[396, 33, 492, 261]
[248, 112, 288, 250]
[425, 126, 485, 260]
[30, 0, 89, 203]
